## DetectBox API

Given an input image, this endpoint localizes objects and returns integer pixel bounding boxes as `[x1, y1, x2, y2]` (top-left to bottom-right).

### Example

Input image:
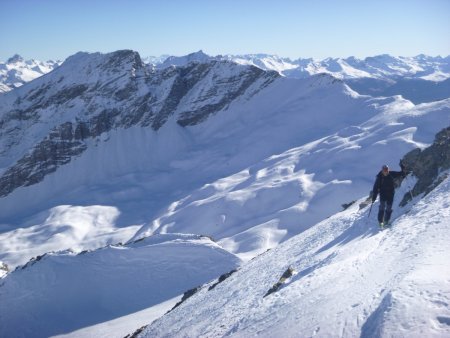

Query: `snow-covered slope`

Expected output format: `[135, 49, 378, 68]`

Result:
[1, 49, 450, 270]
[140, 173, 450, 338]
[0, 234, 241, 338]
[0, 54, 60, 93]
[1, 49, 449, 338]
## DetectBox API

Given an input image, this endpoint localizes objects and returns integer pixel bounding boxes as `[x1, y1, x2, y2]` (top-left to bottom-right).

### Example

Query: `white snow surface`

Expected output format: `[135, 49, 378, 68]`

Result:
[0, 234, 241, 338]
[141, 174, 450, 338]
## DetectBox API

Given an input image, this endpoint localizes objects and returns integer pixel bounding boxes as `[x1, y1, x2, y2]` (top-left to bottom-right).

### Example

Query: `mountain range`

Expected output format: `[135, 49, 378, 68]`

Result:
[0, 54, 60, 93]
[0, 50, 449, 337]
[3, 51, 450, 102]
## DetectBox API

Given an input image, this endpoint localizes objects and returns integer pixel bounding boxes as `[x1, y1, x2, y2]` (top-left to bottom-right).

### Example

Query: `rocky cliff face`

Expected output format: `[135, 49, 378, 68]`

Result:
[400, 126, 450, 206]
[0, 50, 279, 197]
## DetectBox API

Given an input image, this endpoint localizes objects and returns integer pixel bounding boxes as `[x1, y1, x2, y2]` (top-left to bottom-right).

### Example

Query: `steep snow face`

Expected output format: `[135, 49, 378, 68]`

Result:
[0, 54, 60, 93]
[141, 174, 450, 338]
[0, 234, 241, 338]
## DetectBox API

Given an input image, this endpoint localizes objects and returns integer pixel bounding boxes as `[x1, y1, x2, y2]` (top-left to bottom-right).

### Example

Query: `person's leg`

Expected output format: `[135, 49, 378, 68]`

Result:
[378, 199, 386, 224]
[384, 194, 394, 224]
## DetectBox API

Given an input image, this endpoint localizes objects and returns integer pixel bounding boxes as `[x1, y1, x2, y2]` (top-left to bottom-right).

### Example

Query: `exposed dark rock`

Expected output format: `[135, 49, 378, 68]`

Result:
[342, 200, 356, 210]
[0, 122, 88, 197]
[264, 266, 296, 298]
[400, 126, 450, 206]
[19, 254, 48, 270]
[0, 261, 9, 273]
[167, 286, 202, 313]
[208, 269, 238, 291]
[124, 325, 147, 338]
[177, 66, 277, 127]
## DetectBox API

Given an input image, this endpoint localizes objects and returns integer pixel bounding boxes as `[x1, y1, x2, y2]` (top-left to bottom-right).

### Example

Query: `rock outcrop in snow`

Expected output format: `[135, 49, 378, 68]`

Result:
[400, 126, 450, 205]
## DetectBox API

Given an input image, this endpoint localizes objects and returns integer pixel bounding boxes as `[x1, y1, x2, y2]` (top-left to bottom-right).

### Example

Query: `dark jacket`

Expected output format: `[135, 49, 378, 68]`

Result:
[372, 170, 404, 201]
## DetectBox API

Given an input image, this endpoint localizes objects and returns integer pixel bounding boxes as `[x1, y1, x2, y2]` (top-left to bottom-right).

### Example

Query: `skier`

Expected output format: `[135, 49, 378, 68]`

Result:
[371, 163, 406, 227]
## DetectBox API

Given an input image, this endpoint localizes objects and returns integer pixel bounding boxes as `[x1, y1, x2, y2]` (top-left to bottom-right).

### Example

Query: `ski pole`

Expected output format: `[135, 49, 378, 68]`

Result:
[406, 175, 414, 201]
[368, 202, 373, 218]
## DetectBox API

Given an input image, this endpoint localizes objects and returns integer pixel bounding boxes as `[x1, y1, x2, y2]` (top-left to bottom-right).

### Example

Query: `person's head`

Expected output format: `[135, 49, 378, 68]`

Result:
[382, 164, 389, 176]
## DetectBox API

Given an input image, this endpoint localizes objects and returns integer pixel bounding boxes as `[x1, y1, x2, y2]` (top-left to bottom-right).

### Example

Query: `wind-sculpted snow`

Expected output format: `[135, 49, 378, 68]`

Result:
[0, 234, 241, 338]
[140, 175, 450, 338]
[130, 97, 450, 261]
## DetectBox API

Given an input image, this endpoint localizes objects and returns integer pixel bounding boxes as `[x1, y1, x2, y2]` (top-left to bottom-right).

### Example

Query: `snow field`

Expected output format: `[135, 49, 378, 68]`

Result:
[0, 234, 241, 338]
[141, 175, 450, 337]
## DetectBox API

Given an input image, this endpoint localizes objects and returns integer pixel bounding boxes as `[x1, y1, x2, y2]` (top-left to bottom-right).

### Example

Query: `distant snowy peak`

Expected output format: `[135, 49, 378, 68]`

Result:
[144, 52, 450, 81]
[0, 54, 60, 93]
[158, 50, 214, 68]
[221, 54, 298, 74]
[6, 54, 24, 63]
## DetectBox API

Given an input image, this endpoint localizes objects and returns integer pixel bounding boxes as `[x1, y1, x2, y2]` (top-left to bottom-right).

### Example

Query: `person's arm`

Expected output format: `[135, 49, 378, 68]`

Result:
[372, 175, 380, 202]
[390, 171, 404, 179]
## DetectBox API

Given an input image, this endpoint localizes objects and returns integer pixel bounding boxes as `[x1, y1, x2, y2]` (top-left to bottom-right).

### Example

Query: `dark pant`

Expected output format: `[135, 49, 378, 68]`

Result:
[378, 194, 394, 224]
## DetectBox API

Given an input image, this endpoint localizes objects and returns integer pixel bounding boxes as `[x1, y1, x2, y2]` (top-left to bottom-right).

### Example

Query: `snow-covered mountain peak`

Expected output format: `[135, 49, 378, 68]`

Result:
[159, 50, 213, 68]
[0, 55, 60, 93]
[6, 54, 25, 64]
[61, 49, 145, 79]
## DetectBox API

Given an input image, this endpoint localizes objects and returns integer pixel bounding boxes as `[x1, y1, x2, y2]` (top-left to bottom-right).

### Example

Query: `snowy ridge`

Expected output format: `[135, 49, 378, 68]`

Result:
[0, 234, 241, 338]
[140, 174, 450, 337]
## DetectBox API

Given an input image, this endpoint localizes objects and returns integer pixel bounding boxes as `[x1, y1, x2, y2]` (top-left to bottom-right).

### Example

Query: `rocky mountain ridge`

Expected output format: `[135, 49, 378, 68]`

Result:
[0, 50, 278, 198]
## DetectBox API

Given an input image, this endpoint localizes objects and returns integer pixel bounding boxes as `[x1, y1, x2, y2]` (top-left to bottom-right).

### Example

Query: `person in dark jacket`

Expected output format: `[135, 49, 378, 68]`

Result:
[371, 163, 406, 226]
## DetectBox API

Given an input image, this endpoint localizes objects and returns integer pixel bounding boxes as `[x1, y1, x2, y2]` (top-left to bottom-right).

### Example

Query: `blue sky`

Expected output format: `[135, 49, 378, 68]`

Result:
[1, 0, 449, 61]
